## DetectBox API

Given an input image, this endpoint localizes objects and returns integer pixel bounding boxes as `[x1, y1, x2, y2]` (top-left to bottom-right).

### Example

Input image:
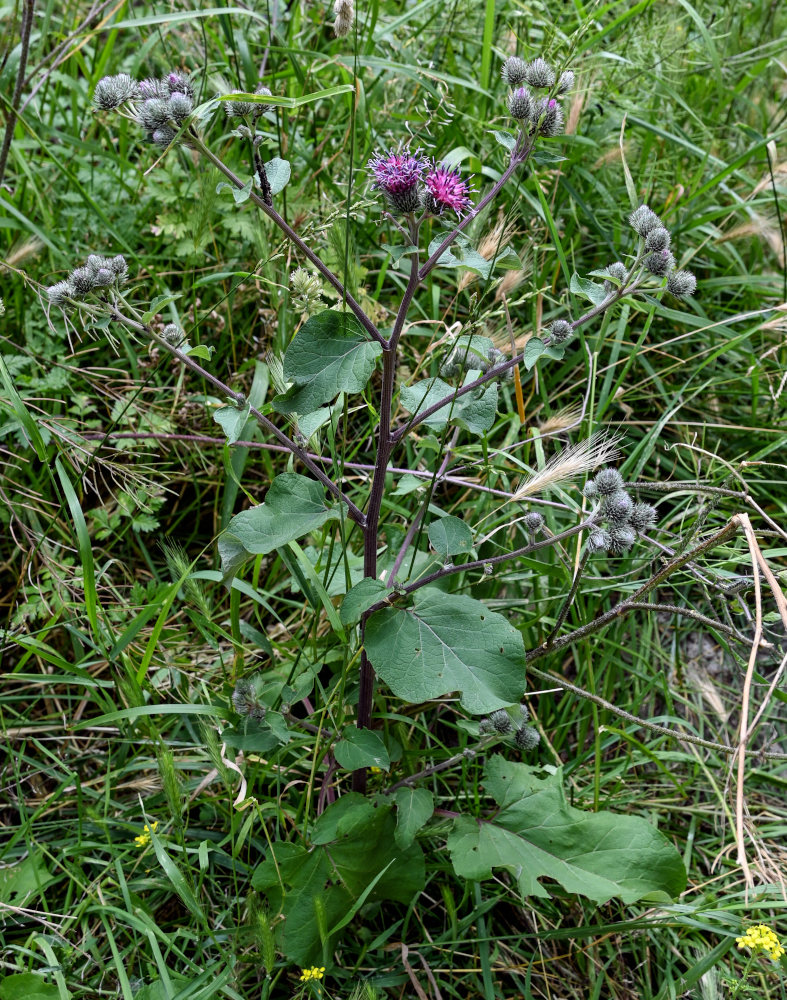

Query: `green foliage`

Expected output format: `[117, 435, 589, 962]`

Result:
[273, 310, 382, 416]
[2, 0, 786, 997]
[365, 589, 526, 713]
[252, 795, 424, 965]
[447, 756, 686, 904]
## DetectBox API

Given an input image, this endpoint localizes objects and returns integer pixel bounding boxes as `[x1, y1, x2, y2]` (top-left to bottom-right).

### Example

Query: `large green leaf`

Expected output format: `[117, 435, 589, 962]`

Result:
[428, 515, 473, 559]
[273, 310, 382, 415]
[252, 795, 423, 965]
[365, 588, 525, 713]
[392, 787, 434, 849]
[447, 756, 686, 904]
[399, 375, 497, 435]
[333, 727, 390, 771]
[219, 473, 344, 576]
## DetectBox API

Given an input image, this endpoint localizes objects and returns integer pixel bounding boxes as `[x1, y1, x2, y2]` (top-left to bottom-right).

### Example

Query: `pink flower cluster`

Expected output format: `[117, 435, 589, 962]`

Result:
[367, 147, 474, 217]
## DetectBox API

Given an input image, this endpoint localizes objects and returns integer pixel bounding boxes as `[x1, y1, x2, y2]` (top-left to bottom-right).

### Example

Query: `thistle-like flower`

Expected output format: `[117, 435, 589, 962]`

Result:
[629, 502, 657, 532]
[69, 266, 95, 297]
[524, 58, 555, 89]
[644, 227, 671, 252]
[507, 86, 534, 122]
[490, 709, 513, 733]
[548, 318, 573, 344]
[423, 161, 474, 218]
[333, 0, 354, 37]
[629, 205, 663, 237]
[667, 269, 697, 299]
[602, 490, 634, 525]
[557, 70, 575, 94]
[166, 72, 195, 100]
[604, 261, 628, 291]
[523, 511, 544, 535]
[582, 480, 599, 499]
[367, 146, 427, 214]
[608, 525, 636, 553]
[644, 249, 676, 277]
[593, 468, 625, 496]
[587, 528, 612, 553]
[46, 281, 72, 307]
[232, 677, 266, 720]
[502, 56, 529, 87]
[534, 97, 564, 137]
[93, 73, 138, 111]
[514, 725, 540, 750]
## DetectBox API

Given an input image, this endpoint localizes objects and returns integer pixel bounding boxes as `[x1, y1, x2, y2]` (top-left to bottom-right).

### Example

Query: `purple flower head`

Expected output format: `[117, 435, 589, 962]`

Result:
[367, 146, 427, 214]
[424, 161, 474, 218]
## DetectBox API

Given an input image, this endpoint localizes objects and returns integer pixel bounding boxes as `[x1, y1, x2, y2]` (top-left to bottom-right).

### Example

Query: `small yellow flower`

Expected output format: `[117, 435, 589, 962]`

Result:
[133, 822, 158, 848]
[370, 766, 384, 774]
[298, 967, 326, 982]
[736, 924, 785, 962]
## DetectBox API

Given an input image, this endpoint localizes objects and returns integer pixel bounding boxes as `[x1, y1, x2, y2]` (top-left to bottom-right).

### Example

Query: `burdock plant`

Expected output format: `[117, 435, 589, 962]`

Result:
[41, 50, 761, 972]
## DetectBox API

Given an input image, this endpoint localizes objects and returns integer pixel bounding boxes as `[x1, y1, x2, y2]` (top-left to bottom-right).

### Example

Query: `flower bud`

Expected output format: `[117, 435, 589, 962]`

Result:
[593, 468, 625, 496]
[138, 98, 172, 131]
[166, 72, 195, 100]
[644, 249, 675, 277]
[587, 528, 611, 553]
[524, 511, 544, 535]
[548, 318, 572, 344]
[168, 92, 193, 124]
[162, 323, 184, 345]
[46, 281, 72, 307]
[501, 56, 529, 87]
[514, 725, 540, 750]
[85, 254, 105, 274]
[524, 58, 555, 89]
[93, 73, 138, 111]
[490, 709, 513, 734]
[110, 255, 129, 282]
[151, 125, 177, 148]
[69, 266, 95, 297]
[138, 78, 167, 100]
[483, 563, 493, 576]
[557, 70, 575, 94]
[667, 269, 697, 299]
[608, 525, 636, 554]
[629, 205, 663, 237]
[479, 718, 494, 735]
[629, 502, 657, 532]
[507, 86, 534, 121]
[535, 97, 564, 137]
[644, 227, 670, 252]
[582, 480, 599, 499]
[604, 261, 627, 291]
[232, 677, 266, 720]
[252, 85, 273, 117]
[519, 702, 530, 723]
[602, 490, 633, 525]
[93, 267, 114, 288]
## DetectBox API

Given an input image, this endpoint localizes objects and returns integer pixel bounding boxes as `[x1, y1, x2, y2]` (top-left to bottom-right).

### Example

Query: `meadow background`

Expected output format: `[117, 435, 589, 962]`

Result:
[1, 0, 786, 998]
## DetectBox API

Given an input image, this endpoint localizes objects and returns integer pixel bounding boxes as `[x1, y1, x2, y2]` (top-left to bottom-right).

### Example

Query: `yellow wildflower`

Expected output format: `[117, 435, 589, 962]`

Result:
[370, 766, 384, 774]
[133, 822, 158, 848]
[736, 924, 785, 962]
[298, 967, 326, 982]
